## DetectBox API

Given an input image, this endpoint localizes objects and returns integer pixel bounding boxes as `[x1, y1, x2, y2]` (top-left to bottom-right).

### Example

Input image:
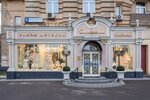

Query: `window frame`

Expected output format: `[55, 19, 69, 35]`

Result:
[46, 0, 59, 13]
[116, 4, 122, 16]
[82, 0, 95, 14]
[136, 2, 146, 14]
[15, 16, 21, 26]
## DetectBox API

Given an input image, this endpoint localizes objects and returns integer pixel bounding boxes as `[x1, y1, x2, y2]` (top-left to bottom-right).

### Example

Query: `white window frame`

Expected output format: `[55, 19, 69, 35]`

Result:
[136, 2, 146, 14]
[46, 0, 59, 13]
[83, 0, 95, 13]
[15, 16, 21, 26]
[116, 5, 122, 16]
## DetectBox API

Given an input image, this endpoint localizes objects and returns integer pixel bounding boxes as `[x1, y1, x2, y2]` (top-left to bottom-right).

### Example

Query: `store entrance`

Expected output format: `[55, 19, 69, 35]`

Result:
[82, 41, 102, 77]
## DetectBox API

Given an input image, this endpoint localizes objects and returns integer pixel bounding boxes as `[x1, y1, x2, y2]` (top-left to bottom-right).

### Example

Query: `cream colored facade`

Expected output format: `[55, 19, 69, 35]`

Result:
[1, 0, 150, 78]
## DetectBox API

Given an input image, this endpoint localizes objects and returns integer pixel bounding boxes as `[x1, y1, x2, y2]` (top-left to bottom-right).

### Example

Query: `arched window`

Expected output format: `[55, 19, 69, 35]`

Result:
[136, 2, 146, 14]
[83, 43, 100, 52]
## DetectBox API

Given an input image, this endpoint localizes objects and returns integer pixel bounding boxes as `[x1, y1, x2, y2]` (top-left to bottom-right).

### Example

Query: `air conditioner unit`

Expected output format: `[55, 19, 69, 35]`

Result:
[86, 13, 93, 18]
[48, 13, 55, 19]
[116, 14, 123, 22]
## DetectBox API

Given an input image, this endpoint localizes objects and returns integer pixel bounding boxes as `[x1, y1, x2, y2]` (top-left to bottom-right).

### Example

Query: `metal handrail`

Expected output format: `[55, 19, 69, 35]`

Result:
[71, 67, 79, 79]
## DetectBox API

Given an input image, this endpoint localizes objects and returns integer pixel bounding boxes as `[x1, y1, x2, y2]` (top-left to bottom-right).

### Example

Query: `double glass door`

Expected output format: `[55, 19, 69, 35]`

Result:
[83, 52, 100, 76]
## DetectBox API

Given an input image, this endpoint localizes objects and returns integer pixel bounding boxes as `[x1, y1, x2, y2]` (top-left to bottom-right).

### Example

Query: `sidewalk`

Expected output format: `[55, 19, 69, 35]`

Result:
[0, 77, 150, 81]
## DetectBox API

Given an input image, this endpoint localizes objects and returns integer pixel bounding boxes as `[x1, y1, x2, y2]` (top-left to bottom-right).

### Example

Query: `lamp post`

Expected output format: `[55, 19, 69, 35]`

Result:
[115, 48, 124, 66]
[62, 48, 71, 67]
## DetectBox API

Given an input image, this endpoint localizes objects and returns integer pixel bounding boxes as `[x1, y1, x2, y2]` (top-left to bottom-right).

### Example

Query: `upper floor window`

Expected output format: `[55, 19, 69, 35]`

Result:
[15, 16, 21, 26]
[136, 2, 146, 14]
[46, 0, 58, 13]
[83, 0, 95, 13]
[116, 5, 121, 16]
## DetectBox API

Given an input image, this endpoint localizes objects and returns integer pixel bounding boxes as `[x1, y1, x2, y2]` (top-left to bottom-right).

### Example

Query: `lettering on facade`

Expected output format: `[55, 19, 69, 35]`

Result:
[79, 29, 105, 34]
[76, 23, 108, 35]
[114, 33, 132, 37]
[17, 32, 67, 39]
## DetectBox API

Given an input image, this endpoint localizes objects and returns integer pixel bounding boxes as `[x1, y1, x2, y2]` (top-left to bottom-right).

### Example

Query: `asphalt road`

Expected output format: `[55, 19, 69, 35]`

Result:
[0, 80, 150, 100]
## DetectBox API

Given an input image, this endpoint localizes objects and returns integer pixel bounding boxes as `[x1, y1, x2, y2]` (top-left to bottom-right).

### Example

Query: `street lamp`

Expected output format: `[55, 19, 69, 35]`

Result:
[62, 48, 71, 67]
[115, 48, 124, 66]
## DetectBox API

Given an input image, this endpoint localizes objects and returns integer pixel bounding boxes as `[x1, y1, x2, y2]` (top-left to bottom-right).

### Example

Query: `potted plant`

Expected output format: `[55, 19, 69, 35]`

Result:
[116, 65, 125, 79]
[63, 66, 71, 80]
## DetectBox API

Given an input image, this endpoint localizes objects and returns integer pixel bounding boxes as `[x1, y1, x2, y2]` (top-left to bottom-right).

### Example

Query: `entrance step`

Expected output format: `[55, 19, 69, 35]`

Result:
[74, 77, 114, 83]
[63, 77, 125, 88]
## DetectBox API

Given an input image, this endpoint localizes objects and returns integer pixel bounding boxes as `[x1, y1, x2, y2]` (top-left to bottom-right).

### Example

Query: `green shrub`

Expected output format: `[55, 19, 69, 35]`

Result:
[113, 65, 117, 69]
[63, 66, 71, 71]
[116, 66, 125, 71]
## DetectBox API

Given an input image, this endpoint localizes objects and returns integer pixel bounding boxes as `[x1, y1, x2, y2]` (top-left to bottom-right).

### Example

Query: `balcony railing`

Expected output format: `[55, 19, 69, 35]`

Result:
[130, 14, 150, 26]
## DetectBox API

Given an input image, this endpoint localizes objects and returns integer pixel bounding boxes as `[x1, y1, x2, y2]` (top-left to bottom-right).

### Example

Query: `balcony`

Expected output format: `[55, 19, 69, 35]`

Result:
[130, 14, 150, 26]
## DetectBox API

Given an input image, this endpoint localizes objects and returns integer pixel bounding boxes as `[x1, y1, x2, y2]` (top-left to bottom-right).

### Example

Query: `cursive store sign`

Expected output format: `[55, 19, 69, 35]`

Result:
[16, 32, 67, 39]
[79, 29, 105, 34]
[76, 22, 108, 35]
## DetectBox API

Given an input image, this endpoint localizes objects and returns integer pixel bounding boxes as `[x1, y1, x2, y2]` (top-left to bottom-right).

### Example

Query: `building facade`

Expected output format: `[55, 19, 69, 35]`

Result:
[1, 0, 150, 79]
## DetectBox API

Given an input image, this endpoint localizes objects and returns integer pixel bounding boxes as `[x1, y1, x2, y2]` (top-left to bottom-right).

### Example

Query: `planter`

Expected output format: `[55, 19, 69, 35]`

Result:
[63, 71, 70, 80]
[117, 71, 125, 79]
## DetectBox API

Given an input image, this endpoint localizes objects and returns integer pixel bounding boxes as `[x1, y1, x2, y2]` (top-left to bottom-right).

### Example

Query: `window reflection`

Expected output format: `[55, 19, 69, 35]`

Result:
[113, 45, 133, 69]
[18, 44, 66, 71]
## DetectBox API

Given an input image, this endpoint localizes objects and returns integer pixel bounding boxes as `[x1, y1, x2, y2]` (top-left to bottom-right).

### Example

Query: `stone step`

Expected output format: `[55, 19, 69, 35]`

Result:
[74, 77, 114, 83]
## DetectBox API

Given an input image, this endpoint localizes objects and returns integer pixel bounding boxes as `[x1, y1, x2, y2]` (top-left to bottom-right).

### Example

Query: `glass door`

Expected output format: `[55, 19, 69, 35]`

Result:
[83, 53, 91, 75]
[92, 53, 99, 75]
[83, 52, 100, 76]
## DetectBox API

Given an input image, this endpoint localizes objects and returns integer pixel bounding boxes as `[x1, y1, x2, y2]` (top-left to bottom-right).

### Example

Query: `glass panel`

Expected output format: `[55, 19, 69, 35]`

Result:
[54, 1, 58, 13]
[136, 2, 145, 14]
[113, 45, 134, 70]
[46, 0, 52, 13]
[15, 16, 21, 25]
[83, 1, 88, 13]
[83, 44, 99, 52]
[90, 1, 95, 13]
[84, 53, 90, 74]
[92, 53, 98, 74]
[116, 5, 121, 16]
[17, 44, 65, 71]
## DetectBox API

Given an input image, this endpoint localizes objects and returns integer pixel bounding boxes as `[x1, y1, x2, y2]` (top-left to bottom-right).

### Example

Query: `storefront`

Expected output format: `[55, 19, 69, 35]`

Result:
[5, 17, 144, 79]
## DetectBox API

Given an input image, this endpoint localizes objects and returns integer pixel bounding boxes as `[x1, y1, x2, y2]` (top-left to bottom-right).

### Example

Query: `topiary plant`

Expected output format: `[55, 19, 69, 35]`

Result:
[113, 65, 117, 70]
[63, 66, 71, 71]
[116, 66, 125, 71]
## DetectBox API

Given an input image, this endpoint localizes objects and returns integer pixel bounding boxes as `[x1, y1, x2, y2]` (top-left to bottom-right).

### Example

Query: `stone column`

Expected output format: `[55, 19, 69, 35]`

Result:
[7, 41, 16, 71]
[68, 41, 75, 70]
[135, 42, 143, 78]
[106, 41, 113, 69]
[135, 43, 142, 71]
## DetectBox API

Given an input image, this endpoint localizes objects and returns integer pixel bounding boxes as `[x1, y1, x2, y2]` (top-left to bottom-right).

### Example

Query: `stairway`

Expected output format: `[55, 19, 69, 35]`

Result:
[74, 77, 114, 84]
[63, 77, 125, 88]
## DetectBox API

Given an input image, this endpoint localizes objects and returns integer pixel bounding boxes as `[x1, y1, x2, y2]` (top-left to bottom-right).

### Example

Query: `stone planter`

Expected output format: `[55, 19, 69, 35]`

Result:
[117, 71, 125, 79]
[63, 71, 70, 80]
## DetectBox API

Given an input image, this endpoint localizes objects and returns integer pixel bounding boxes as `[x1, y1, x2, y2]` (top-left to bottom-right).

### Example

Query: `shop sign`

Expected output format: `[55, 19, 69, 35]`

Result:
[114, 33, 133, 38]
[24, 17, 43, 23]
[79, 29, 105, 34]
[114, 33, 132, 37]
[113, 32, 134, 38]
[16, 32, 67, 39]
[76, 22, 108, 35]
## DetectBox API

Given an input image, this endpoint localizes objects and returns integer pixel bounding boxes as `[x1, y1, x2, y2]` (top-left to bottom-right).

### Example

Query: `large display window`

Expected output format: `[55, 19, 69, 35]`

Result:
[17, 44, 66, 71]
[113, 45, 134, 70]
